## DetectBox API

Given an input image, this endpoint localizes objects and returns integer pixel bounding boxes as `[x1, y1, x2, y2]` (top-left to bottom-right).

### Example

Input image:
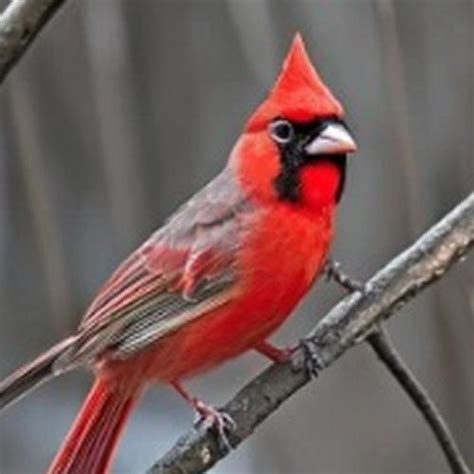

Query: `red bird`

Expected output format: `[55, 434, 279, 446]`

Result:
[0, 34, 356, 473]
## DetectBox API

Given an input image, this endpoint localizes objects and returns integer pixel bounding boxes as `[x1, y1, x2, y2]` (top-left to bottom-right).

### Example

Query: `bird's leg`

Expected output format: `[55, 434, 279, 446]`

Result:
[256, 262, 363, 376]
[172, 382, 236, 452]
[255, 340, 294, 363]
[290, 260, 364, 378]
[324, 258, 365, 293]
[256, 340, 322, 377]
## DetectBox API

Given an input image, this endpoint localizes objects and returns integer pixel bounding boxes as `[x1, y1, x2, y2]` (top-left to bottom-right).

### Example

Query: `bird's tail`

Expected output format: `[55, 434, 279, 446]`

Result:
[47, 377, 141, 474]
[0, 336, 77, 413]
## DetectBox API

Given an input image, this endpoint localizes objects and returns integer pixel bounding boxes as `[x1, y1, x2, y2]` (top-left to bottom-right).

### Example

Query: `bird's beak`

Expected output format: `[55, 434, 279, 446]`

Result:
[305, 122, 357, 156]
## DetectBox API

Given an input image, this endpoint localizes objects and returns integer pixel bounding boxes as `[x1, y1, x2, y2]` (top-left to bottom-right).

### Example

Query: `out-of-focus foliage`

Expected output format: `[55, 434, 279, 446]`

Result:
[0, 1, 472, 473]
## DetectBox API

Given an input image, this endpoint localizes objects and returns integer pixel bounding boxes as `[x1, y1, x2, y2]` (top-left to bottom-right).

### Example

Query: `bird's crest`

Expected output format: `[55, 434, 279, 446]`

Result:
[246, 33, 344, 131]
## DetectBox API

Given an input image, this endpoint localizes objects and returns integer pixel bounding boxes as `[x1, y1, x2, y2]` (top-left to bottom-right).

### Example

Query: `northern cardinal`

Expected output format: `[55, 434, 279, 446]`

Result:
[0, 34, 356, 473]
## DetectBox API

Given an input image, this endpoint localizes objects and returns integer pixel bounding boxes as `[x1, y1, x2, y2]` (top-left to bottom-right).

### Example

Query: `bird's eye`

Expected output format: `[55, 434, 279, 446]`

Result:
[269, 119, 294, 144]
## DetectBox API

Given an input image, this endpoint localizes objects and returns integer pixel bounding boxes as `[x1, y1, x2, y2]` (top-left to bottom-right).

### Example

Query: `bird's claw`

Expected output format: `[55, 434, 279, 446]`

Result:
[291, 339, 324, 378]
[193, 401, 236, 452]
[324, 259, 365, 293]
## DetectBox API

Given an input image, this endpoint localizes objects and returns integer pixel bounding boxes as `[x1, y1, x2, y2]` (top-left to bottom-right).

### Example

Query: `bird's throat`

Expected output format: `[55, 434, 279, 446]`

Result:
[299, 158, 346, 210]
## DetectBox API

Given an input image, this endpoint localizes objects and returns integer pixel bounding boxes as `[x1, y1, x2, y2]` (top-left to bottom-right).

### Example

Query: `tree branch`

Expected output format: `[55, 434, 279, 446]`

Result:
[147, 192, 474, 474]
[368, 326, 470, 474]
[0, 0, 67, 84]
[324, 261, 469, 473]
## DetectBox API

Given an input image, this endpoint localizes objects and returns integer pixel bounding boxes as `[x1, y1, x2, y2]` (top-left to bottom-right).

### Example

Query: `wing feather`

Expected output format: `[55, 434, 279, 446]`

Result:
[63, 168, 250, 366]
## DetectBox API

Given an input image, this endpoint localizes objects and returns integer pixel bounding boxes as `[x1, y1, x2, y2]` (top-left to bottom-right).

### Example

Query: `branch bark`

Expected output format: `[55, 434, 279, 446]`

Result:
[0, 0, 67, 84]
[147, 192, 474, 474]
[368, 327, 470, 474]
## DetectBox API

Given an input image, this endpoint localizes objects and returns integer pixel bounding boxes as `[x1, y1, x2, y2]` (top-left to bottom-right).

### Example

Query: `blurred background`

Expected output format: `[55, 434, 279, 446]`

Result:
[0, 0, 472, 472]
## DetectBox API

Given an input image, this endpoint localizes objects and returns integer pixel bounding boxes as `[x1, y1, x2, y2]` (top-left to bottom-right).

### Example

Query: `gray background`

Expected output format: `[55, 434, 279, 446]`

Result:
[0, 0, 472, 473]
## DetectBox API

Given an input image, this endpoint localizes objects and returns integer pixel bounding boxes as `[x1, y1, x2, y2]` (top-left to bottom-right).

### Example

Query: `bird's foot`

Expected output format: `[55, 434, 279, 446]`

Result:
[290, 338, 324, 378]
[172, 381, 236, 452]
[324, 259, 365, 293]
[193, 400, 236, 452]
[256, 339, 323, 377]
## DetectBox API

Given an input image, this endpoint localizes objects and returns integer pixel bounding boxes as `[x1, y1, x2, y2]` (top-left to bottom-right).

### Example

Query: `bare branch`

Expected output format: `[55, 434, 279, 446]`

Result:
[147, 192, 474, 474]
[0, 0, 67, 84]
[325, 262, 468, 473]
[368, 326, 470, 474]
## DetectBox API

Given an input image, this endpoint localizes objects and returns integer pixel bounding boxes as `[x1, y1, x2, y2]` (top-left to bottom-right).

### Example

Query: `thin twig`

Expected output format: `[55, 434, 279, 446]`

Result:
[0, 0, 68, 84]
[147, 193, 474, 474]
[368, 326, 470, 474]
[324, 261, 469, 473]
[374, 0, 474, 439]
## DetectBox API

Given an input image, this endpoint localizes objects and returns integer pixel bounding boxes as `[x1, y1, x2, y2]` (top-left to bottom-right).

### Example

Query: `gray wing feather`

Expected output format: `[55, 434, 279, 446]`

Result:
[59, 166, 250, 367]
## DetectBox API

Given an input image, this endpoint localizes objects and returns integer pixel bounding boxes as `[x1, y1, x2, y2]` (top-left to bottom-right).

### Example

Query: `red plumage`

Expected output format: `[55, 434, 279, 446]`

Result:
[246, 33, 343, 131]
[48, 379, 140, 474]
[0, 33, 357, 473]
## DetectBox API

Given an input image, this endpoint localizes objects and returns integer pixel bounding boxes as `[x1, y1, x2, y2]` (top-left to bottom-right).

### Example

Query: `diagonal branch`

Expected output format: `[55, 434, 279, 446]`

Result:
[368, 326, 470, 474]
[324, 261, 469, 473]
[0, 0, 68, 84]
[147, 192, 474, 474]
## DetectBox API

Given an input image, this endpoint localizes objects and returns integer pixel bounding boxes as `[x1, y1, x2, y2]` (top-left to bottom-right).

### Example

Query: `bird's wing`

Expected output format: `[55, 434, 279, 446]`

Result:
[62, 168, 251, 366]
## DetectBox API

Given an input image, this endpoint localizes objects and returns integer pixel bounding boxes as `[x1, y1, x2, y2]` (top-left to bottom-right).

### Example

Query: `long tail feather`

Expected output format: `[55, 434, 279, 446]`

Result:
[47, 377, 140, 474]
[0, 337, 76, 413]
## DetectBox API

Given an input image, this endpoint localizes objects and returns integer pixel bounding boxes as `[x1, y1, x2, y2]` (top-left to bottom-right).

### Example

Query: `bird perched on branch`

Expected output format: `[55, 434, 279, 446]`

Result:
[0, 33, 357, 474]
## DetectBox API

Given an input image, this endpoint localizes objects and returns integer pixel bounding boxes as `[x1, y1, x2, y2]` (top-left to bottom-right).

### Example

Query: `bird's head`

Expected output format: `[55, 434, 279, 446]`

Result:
[232, 33, 357, 212]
